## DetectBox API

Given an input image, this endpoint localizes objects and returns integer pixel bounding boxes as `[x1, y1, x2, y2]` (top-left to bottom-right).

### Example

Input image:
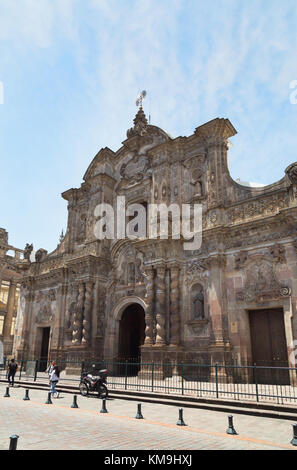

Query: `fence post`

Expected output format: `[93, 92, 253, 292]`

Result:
[125, 360, 128, 390]
[151, 363, 154, 392]
[253, 364, 259, 402]
[34, 360, 38, 382]
[81, 361, 85, 380]
[215, 364, 219, 398]
[181, 363, 184, 396]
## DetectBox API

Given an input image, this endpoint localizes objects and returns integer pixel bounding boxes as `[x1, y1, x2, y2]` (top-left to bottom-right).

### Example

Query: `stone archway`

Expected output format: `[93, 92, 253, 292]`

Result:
[106, 296, 147, 367]
[118, 303, 145, 361]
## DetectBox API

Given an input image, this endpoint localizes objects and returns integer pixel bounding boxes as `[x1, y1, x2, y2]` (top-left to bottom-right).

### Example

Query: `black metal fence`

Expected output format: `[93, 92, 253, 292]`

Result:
[1, 358, 297, 405]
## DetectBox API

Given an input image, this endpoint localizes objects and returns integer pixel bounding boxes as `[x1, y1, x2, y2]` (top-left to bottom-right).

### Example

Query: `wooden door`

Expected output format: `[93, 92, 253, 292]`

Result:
[249, 309, 289, 384]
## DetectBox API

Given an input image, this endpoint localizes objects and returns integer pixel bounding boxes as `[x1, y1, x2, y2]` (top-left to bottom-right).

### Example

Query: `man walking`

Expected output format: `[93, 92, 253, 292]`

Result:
[7, 359, 18, 387]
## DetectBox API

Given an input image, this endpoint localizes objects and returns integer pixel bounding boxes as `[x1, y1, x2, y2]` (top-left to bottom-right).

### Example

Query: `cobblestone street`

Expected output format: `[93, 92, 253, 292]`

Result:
[0, 384, 296, 451]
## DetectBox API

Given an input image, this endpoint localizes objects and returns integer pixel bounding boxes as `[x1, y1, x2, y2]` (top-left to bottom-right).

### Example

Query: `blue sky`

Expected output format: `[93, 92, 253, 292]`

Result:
[0, 0, 297, 252]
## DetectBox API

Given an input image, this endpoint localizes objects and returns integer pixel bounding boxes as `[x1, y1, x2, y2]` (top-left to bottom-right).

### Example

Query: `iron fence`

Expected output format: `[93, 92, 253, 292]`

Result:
[1, 358, 297, 405]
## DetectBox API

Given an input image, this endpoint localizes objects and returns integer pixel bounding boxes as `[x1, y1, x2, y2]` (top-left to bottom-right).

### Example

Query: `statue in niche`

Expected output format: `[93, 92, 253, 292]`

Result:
[190, 168, 203, 197]
[192, 284, 205, 320]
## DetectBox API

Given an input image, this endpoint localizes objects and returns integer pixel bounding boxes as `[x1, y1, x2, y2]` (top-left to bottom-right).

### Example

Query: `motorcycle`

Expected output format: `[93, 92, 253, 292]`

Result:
[79, 367, 108, 398]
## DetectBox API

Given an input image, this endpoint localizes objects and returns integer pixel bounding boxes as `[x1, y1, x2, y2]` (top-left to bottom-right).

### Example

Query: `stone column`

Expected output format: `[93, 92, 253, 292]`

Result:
[208, 255, 231, 369]
[18, 287, 34, 360]
[82, 281, 93, 345]
[169, 266, 180, 346]
[143, 267, 155, 345]
[72, 282, 85, 345]
[155, 266, 166, 345]
[3, 282, 17, 344]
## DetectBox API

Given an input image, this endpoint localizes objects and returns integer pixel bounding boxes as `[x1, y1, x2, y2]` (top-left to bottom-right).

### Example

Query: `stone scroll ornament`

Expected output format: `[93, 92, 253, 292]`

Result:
[72, 283, 85, 344]
[143, 268, 154, 344]
[286, 163, 297, 185]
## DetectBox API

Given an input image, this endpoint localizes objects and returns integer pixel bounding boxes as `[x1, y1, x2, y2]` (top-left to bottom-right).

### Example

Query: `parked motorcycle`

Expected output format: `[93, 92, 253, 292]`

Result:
[79, 367, 108, 398]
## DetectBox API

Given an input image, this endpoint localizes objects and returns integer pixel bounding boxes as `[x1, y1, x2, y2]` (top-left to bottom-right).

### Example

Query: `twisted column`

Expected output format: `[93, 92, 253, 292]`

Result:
[155, 266, 166, 345]
[82, 281, 93, 345]
[143, 267, 154, 344]
[169, 266, 180, 345]
[72, 282, 85, 345]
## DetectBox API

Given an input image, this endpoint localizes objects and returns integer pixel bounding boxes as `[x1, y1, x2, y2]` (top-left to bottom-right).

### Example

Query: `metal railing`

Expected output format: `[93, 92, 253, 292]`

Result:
[1, 359, 297, 405]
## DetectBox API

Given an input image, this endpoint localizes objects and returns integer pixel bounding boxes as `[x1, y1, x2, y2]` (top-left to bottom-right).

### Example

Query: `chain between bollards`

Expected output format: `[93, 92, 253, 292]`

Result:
[100, 397, 108, 413]
[71, 395, 79, 409]
[135, 403, 144, 419]
[9, 435, 19, 450]
[176, 408, 187, 426]
[23, 389, 30, 401]
[226, 415, 238, 435]
[4, 386, 10, 398]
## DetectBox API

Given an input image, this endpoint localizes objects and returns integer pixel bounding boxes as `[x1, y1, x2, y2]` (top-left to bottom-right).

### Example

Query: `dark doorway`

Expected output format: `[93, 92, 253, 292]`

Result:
[249, 309, 289, 384]
[39, 327, 50, 372]
[118, 303, 145, 374]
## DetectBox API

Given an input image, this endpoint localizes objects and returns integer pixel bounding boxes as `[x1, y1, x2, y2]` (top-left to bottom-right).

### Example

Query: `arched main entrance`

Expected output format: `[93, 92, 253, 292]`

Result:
[118, 303, 145, 364]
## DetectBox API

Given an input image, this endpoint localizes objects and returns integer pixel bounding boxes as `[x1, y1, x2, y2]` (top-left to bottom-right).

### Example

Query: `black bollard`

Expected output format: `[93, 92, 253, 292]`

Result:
[291, 424, 297, 446]
[100, 398, 108, 413]
[71, 395, 79, 409]
[176, 408, 186, 426]
[45, 392, 53, 405]
[135, 403, 144, 419]
[23, 389, 30, 401]
[226, 415, 238, 435]
[4, 387, 10, 398]
[9, 435, 19, 450]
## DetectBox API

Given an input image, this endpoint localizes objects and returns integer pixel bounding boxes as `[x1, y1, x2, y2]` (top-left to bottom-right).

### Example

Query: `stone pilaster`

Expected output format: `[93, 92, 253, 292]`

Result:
[169, 266, 180, 346]
[155, 266, 166, 345]
[3, 282, 16, 339]
[72, 282, 85, 345]
[143, 266, 155, 345]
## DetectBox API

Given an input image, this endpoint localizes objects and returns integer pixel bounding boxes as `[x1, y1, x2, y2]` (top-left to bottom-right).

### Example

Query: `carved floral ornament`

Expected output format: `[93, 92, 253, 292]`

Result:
[228, 193, 288, 224]
[236, 257, 291, 302]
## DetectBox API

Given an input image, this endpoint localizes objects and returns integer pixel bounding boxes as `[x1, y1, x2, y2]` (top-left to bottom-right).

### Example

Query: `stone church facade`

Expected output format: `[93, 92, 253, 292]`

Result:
[13, 108, 297, 372]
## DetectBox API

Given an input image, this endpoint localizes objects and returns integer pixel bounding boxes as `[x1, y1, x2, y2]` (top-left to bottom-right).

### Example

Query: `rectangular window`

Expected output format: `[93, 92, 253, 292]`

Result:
[0, 281, 10, 306]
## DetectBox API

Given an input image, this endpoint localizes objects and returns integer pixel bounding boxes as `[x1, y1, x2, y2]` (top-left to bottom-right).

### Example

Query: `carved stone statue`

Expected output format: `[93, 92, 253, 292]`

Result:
[24, 243, 33, 261]
[35, 249, 48, 263]
[192, 284, 205, 320]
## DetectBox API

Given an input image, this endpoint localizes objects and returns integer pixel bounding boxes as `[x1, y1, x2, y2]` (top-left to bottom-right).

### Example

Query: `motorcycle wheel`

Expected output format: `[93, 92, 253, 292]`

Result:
[98, 384, 108, 398]
[79, 382, 89, 396]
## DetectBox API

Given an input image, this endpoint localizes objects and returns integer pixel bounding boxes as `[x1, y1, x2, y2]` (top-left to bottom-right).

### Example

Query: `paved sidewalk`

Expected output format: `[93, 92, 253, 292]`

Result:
[0, 384, 296, 450]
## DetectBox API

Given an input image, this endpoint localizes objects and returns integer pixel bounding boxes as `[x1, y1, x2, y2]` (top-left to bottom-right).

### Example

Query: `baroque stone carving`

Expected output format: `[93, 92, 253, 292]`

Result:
[286, 162, 297, 184]
[236, 258, 290, 302]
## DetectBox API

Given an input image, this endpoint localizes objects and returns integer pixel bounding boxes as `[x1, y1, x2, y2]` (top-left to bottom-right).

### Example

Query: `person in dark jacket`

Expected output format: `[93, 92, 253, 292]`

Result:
[7, 359, 18, 387]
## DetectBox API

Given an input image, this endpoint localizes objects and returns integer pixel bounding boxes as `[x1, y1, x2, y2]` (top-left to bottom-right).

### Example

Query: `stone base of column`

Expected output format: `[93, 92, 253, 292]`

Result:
[65, 345, 91, 376]
[3, 338, 14, 358]
[139, 344, 186, 379]
[209, 341, 233, 384]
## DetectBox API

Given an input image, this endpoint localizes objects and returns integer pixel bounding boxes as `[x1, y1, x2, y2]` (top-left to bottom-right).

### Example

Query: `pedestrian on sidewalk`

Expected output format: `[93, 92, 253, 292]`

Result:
[46, 360, 56, 379]
[7, 358, 18, 387]
[49, 365, 60, 398]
